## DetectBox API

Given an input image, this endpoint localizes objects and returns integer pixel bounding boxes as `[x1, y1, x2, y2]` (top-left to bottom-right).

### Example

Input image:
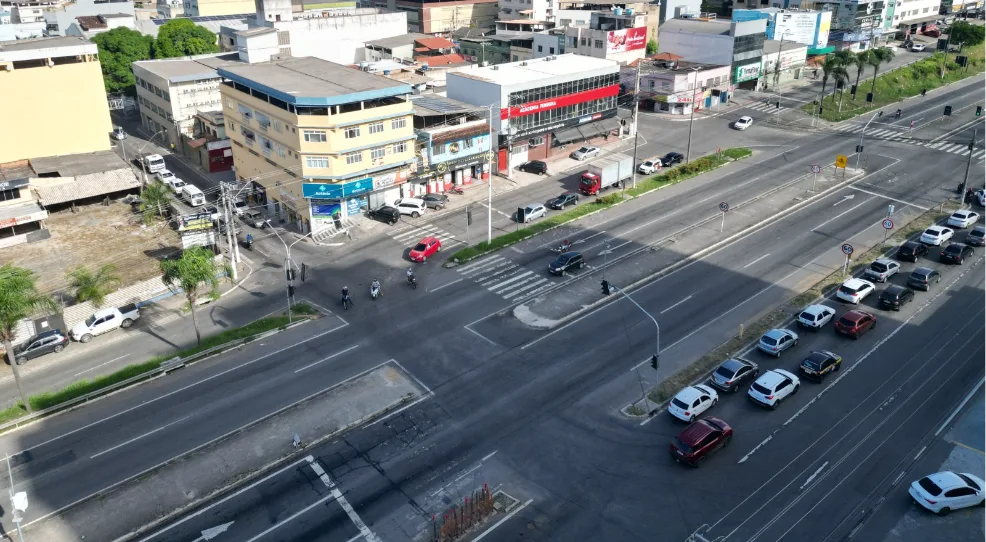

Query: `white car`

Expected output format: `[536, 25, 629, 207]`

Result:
[748, 369, 800, 409]
[156, 169, 177, 184]
[394, 198, 427, 218]
[837, 278, 876, 304]
[863, 258, 900, 283]
[797, 304, 836, 329]
[169, 178, 187, 195]
[920, 225, 954, 245]
[910, 43, 927, 52]
[668, 384, 718, 422]
[638, 159, 661, 174]
[947, 210, 981, 228]
[111, 126, 127, 140]
[521, 203, 547, 223]
[570, 146, 600, 161]
[733, 116, 753, 130]
[909, 471, 986, 515]
[976, 189, 984, 207]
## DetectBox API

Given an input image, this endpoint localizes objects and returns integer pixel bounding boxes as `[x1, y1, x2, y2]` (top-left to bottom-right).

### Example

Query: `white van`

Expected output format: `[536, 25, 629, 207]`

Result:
[143, 154, 166, 174]
[181, 184, 206, 207]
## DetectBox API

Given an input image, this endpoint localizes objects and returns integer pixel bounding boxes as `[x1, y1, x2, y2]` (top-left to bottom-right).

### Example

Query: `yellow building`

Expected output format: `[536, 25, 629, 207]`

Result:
[218, 57, 416, 233]
[182, 0, 256, 17]
[0, 36, 112, 164]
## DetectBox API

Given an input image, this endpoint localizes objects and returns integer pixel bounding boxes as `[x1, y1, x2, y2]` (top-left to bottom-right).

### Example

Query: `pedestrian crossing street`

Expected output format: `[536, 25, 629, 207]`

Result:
[834, 123, 986, 160]
[386, 222, 463, 247]
[455, 254, 558, 300]
[744, 101, 789, 114]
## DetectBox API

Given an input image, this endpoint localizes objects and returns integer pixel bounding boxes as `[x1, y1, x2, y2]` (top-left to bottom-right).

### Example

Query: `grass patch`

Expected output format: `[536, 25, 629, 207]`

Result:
[626, 150, 747, 198]
[625, 404, 647, 416]
[290, 302, 319, 316]
[722, 148, 753, 160]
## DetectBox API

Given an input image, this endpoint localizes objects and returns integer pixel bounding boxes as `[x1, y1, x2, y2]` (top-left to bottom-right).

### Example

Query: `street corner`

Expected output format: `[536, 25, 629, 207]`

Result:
[513, 303, 562, 330]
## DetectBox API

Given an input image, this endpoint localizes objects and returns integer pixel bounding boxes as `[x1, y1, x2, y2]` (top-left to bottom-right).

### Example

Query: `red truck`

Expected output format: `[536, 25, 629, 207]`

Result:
[578, 153, 633, 196]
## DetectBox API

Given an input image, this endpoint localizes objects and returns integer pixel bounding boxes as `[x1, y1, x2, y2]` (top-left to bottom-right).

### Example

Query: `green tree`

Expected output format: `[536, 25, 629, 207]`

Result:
[67, 264, 121, 307]
[139, 181, 173, 223]
[153, 19, 220, 58]
[948, 20, 985, 51]
[91, 27, 154, 94]
[160, 247, 225, 345]
[646, 39, 658, 55]
[0, 265, 57, 412]
[832, 65, 850, 111]
[867, 47, 895, 94]
[819, 55, 841, 102]
[851, 50, 873, 100]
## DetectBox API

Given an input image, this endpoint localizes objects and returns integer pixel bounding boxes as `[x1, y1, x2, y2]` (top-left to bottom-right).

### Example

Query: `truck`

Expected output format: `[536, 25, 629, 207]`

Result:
[70, 304, 139, 343]
[143, 154, 166, 174]
[579, 153, 633, 196]
[181, 184, 206, 207]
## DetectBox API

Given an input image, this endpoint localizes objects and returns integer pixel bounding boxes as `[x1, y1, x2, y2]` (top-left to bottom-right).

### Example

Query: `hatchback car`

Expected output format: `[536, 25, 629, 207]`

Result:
[733, 116, 753, 130]
[638, 159, 660, 174]
[834, 310, 876, 339]
[670, 417, 733, 467]
[668, 384, 719, 422]
[394, 198, 427, 218]
[548, 193, 579, 210]
[910, 43, 927, 52]
[570, 146, 600, 161]
[879, 285, 915, 311]
[798, 350, 842, 382]
[863, 258, 900, 282]
[966, 226, 985, 247]
[519, 203, 547, 223]
[241, 209, 266, 228]
[548, 251, 585, 275]
[156, 170, 176, 184]
[421, 193, 449, 210]
[836, 278, 876, 304]
[748, 369, 800, 409]
[947, 210, 980, 228]
[757, 328, 799, 357]
[710, 358, 759, 393]
[909, 472, 986, 515]
[907, 267, 941, 290]
[797, 304, 836, 330]
[660, 152, 684, 166]
[13, 329, 69, 365]
[409, 236, 441, 263]
[920, 225, 954, 246]
[368, 206, 400, 225]
[896, 241, 929, 262]
[519, 160, 548, 175]
[169, 179, 187, 195]
[940, 242, 974, 264]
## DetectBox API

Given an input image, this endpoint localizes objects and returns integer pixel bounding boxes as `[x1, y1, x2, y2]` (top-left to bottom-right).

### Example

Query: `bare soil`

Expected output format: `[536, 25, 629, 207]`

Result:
[0, 202, 180, 301]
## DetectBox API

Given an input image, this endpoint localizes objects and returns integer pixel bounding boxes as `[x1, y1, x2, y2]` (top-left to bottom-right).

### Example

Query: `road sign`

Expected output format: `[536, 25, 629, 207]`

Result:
[842, 243, 854, 255]
[835, 155, 848, 168]
[719, 202, 729, 213]
[486, 151, 495, 161]
[882, 218, 894, 230]
[811, 164, 821, 174]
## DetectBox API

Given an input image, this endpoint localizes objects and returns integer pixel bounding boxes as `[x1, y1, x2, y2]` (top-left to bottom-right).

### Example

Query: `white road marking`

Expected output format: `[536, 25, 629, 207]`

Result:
[488, 271, 535, 293]
[294, 345, 361, 373]
[310, 457, 382, 542]
[509, 246, 524, 254]
[482, 450, 498, 462]
[743, 253, 771, 269]
[811, 197, 874, 231]
[74, 354, 129, 377]
[914, 446, 927, 460]
[502, 278, 551, 299]
[934, 375, 985, 437]
[429, 278, 463, 292]
[799, 462, 828, 491]
[846, 186, 932, 211]
[472, 499, 534, 542]
[90, 416, 191, 459]
[243, 494, 337, 542]
[660, 295, 693, 314]
[463, 324, 498, 346]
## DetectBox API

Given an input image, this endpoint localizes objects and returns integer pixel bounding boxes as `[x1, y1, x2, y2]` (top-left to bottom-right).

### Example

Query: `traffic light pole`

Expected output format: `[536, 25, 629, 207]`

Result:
[610, 285, 660, 412]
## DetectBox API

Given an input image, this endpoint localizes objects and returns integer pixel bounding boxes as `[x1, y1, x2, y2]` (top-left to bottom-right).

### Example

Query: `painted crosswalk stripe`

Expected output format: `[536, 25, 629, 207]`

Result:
[930, 142, 946, 149]
[457, 255, 506, 274]
[973, 150, 985, 158]
[487, 271, 535, 293]
[475, 264, 521, 284]
[501, 278, 551, 299]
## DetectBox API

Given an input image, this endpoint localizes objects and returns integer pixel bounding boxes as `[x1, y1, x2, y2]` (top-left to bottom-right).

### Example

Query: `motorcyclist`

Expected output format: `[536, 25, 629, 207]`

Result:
[406, 268, 415, 283]
[895, 109, 902, 119]
[245, 233, 253, 248]
[341, 286, 351, 305]
[561, 239, 572, 251]
[371, 279, 382, 297]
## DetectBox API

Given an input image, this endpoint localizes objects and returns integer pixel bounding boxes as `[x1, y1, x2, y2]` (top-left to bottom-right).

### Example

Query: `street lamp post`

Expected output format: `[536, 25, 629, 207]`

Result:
[855, 111, 880, 170]
[485, 101, 502, 245]
[266, 221, 317, 323]
[684, 68, 700, 164]
[630, 60, 643, 189]
[6, 454, 26, 542]
[774, 31, 789, 102]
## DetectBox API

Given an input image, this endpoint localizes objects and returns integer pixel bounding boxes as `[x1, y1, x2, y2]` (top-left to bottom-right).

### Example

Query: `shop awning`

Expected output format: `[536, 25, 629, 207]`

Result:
[585, 117, 621, 137]
[553, 127, 585, 144]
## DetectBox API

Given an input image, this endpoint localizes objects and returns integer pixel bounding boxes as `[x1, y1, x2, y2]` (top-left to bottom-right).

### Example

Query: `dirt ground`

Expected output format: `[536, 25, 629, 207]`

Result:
[0, 202, 180, 301]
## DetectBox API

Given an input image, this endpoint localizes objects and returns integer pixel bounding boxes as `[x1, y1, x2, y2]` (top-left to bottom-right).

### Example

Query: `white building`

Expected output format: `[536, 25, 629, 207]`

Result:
[564, 9, 649, 65]
[658, 18, 768, 89]
[732, 8, 833, 55]
[45, 0, 136, 36]
[0, 10, 45, 40]
[10, 3, 43, 23]
[498, 0, 554, 23]
[64, 13, 137, 37]
[758, 39, 808, 91]
[894, 0, 941, 27]
[532, 29, 567, 58]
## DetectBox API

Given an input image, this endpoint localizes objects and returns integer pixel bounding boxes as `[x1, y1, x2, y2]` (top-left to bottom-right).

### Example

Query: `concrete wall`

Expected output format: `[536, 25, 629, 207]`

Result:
[421, 1, 497, 34]
[658, 30, 734, 65]
[446, 74, 503, 130]
[185, 0, 255, 17]
[532, 32, 565, 57]
[267, 10, 408, 65]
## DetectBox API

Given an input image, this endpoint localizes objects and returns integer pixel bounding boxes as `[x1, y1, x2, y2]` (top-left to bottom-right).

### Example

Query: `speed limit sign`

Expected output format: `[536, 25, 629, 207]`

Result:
[842, 243, 854, 255]
[811, 164, 821, 174]
[719, 202, 729, 213]
[882, 218, 894, 230]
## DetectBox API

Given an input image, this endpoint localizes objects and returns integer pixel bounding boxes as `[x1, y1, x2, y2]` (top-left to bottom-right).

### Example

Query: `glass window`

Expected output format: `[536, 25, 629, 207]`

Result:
[393, 141, 407, 153]
[303, 130, 326, 142]
[370, 146, 386, 160]
[305, 156, 329, 168]
[369, 122, 384, 134]
[345, 126, 360, 139]
[594, 40, 604, 49]
[392, 117, 407, 130]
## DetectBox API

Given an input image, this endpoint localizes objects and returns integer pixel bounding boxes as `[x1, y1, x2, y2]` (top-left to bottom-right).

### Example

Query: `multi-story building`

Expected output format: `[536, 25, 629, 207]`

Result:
[363, 0, 498, 33]
[810, 0, 891, 49]
[893, 0, 941, 33]
[45, 0, 136, 36]
[626, 59, 732, 114]
[657, 17, 767, 89]
[732, 8, 834, 55]
[182, 0, 255, 17]
[408, 95, 491, 196]
[757, 38, 807, 90]
[364, 33, 466, 66]
[565, 9, 649, 64]
[460, 33, 539, 64]
[447, 54, 622, 172]
[0, 36, 112, 163]
[132, 53, 239, 149]
[218, 57, 417, 233]
[10, 3, 43, 23]
[531, 28, 567, 58]
[498, 0, 554, 22]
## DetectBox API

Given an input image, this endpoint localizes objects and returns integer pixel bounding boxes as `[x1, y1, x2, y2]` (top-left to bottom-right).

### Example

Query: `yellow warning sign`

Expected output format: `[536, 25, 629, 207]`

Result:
[835, 155, 848, 169]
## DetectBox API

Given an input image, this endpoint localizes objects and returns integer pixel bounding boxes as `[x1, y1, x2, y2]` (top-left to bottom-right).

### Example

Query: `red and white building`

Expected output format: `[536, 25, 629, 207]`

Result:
[447, 54, 621, 173]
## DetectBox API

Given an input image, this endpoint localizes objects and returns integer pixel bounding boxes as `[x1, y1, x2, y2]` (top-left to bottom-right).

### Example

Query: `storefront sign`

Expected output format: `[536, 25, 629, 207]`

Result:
[734, 63, 761, 83]
[448, 141, 461, 154]
[0, 209, 47, 229]
[579, 113, 603, 124]
[373, 172, 397, 190]
[311, 200, 338, 218]
[346, 197, 362, 216]
[606, 27, 647, 53]
[0, 178, 29, 191]
[508, 108, 618, 140]
[302, 177, 373, 199]
[501, 84, 620, 119]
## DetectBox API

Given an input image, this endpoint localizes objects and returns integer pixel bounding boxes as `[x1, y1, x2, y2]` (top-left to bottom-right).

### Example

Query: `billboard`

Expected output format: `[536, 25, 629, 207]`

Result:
[734, 63, 761, 83]
[775, 12, 821, 46]
[815, 12, 831, 50]
[606, 27, 647, 53]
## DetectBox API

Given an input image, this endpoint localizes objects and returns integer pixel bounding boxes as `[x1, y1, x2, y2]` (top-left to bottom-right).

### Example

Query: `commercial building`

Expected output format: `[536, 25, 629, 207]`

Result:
[555, 0, 660, 42]
[893, 0, 942, 34]
[732, 8, 833, 55]
[182, 0, 254, 17]
[757, 38, 807, 90]
[45, 0, 136, 36]
[811, 0, 891, 48]
[363, 0, 498, 33]
[408, 95, 491, 196]
[185, 110, 234, 173]
[532, 28, 568, 58]
[564, 8, 650, 64]
[364, 33, 467, 66]
[658, 0, 703, 23]
[0, 36, 112, 163]
[460, 33, 538, 64]
[626, 59, 731, 114]
[447, 54, 622, 172]
[218, 57, 417, 233]
[657, 17, 767, 89]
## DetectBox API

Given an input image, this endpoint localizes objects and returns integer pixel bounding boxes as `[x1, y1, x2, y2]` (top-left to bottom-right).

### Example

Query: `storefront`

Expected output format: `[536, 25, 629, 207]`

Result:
[733, 62, 762, 90]
[409, 153, 490, 197]
[302, 169, 409, 232]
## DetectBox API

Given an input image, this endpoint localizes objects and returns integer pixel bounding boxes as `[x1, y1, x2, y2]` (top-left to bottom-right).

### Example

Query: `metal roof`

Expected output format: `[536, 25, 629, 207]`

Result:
[365, 33, 429, 49]
[33, 169, 140, 206]
[30, 150, 128, 177]
[660, 18, 731, 36]
[133, 53, 239, 84]
[410, 95, 485, 116]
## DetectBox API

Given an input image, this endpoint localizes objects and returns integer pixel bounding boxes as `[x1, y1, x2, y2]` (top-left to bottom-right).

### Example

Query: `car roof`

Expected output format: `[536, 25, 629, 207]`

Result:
[674, 385, 709, 402]
[758, 369, 791, 386]
[677, 419, 716, 444]
[944, 242, 966, 250]
[739, 116, 752, 121]
[418, 236, 439, 244]
[803, 304, 831, 315]
[843, 278, 871, 288]
[952, 210, 974, 217]
[843, 310, 870, 321]
[397, 197, 424, 204]
[912, 266, 935, 274]
[805, 351, 832, 363]
[873, 258, 894, 265]
[884, 284, 907, 294]
[901, 241, 921, 248]
[973, 226, 986, 233]
[719, 358, 752, 371]
[925, 471, 967, 490]
[763, 328, 790, 339]
[926, 225, 948, 233]
[526, 203, 544, 208]
[558, 251, 581, 259]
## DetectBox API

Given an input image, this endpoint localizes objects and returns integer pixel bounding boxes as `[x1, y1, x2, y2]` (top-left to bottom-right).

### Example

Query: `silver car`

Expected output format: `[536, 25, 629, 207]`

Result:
[570, 146, 600, 161]
[521, 203, 546, 223]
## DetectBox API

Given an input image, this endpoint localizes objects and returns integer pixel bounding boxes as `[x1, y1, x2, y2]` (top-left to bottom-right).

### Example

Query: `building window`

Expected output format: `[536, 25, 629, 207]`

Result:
[0, 187, 21, 202]
[537, 45, 543, 52]
[225, 98, 234, 109]
[580, 37, 587, 46]
[434, 142, 445, 154]
[369, 122, 384, 134]
[550, 47, 555, 54]
[306, 156, 330, 168]
[273, 120, 282, 132]
[463, 138, 474, 148]
[594, 40, 604, 49]
[344, 126, 360, 138]
[303, 130, 327, 142]
[163, 92, 170, 102]
[370, 146, 386, 161]
[528, 136, 544, 146]
[276, 144, 287, 157]
[512, 55, 518, 61]
[393, 141, 407, 153]
[345, 151, 363, 164]
[392, 117, 407, 130]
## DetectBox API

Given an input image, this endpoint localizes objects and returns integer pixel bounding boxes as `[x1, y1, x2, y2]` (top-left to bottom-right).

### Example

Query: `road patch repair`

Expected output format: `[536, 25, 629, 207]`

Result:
[23, 361, 428, 542]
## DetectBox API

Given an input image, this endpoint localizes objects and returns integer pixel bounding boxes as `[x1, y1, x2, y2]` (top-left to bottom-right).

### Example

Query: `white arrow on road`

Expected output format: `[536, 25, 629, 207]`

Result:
[192, 522, 234, 542]
[832, 194, 855, 206]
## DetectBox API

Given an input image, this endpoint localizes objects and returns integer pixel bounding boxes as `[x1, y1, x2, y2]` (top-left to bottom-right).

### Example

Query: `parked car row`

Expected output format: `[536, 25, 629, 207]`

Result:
[10, 305, 140, 366]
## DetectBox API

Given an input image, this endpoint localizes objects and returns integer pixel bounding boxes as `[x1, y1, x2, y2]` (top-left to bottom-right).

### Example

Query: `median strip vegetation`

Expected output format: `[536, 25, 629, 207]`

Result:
[447, 148, 752, 264]
[0, 302, 319, 426]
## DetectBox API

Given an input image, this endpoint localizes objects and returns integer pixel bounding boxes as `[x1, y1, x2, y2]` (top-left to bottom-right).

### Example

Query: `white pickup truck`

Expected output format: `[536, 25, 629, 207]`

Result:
[70, 304, 139, 343]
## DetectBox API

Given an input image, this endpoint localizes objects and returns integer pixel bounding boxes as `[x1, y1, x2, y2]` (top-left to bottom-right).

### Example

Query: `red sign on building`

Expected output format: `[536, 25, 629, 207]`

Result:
[501, 84, 620, 119]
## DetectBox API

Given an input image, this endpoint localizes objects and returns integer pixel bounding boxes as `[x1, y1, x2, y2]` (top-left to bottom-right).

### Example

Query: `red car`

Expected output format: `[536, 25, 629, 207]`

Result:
[670, 417, 733, 467]
[409, 236, 441, 262]
[834, 310, 876, 339]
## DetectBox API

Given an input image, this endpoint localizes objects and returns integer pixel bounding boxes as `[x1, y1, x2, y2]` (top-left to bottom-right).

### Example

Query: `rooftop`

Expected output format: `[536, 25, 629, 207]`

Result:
[410, 95, 485, 117]
[75, 15, 107, 29]
[762, 39, 808, 53]
[449, 54, 619, 86]
[30, 150, 129, 177]
[416, 36, 456, 50]
[0, 35, 97, 58]
[660, 18, 731, 35]
[235, 26, 276, 37]
[366, 32, 429, 49]
[133, 52, 239, 84]
[637, 59, 729, 73]
[196, 110, 224, 124]
[498, 19, 547, 24]
[218, 56, 412, 106]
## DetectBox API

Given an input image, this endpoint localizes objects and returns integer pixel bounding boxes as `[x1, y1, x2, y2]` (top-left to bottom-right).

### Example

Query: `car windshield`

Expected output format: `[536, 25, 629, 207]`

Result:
[918, 477, 943, 496]
[959, 474, 981, 490]
[870, 262, 888, 272]
[413, 243, 427, 251]
[802, 358, 821, 370]
[751, 382, 772, 395]
[799, 311, 815, 321]
[945, 245, 960, 254]
[910, 271, 929, 280]
[838, 317, 856, 328]
[578, 147, 590, 153]
[85, 315, 96, 326]
[672, 437, 693, 454]
[671, 397, 689, 410]
[839, 285, 857, 294]
[761, 336, 778, 346]
[924, 229, 939, 236]
[972, 231, 985, 238]
[714, 367, 735, 379]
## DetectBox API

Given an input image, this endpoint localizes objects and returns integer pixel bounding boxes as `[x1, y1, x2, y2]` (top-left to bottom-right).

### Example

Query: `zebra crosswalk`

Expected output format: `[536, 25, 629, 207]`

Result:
[386, 222, 462, 247]
[455, 255, 558, 300]
[744, 101, 789, 114]
[834, 124, 986, 160]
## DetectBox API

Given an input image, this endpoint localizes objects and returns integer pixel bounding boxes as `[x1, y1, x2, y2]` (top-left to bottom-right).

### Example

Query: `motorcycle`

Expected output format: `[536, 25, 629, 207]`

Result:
[450, 186, 464, 195]
[550, 242, 573, 253]
[407, 274, 417, 289]
[370, 284, 381, 300]
[341, 294, 352, 310]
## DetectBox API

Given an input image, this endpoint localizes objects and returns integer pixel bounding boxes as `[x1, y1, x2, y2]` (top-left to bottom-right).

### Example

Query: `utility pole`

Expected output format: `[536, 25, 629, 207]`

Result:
[684, 68, 699, 164]
[610, 284, 660, 412]
[487, 102, 497, 244]
[220, 183, 238, 281]
[939, 32, 952, 79]
[630, 62, 642, 188]
[266, 222, 314, 323]
[6, 455, 26, 542]
[774, 31, 788, 102]
[959, 129, 977, 207]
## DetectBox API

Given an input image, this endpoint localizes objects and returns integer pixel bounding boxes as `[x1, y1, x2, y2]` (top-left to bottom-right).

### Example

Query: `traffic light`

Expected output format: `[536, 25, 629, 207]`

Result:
[601, 280, 610, 295]
[650, 355, 658, 370]
[775, 101, 780, 109]
[856, 145, 864, 153]
[286, 268, 295, 281]
[288, 285, 295, 298]
[977, 106, 983, 117]
[866, 92, 874, 103]
[300, 263, 308, 282]
[944, 105, 953, 116]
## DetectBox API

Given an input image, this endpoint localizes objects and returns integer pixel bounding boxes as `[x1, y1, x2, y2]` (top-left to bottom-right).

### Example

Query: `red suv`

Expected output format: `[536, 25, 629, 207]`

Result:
[670, 417, 733, 467]
[834, 310, 876, 339]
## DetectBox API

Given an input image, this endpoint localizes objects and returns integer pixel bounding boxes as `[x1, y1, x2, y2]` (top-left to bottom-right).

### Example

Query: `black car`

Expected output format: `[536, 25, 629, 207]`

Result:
[13, 329, 69, 365]
[421, 193, 449, 210]
[896, 241, 928, 262]
[798, 350, 842, 382]
[709, 358, 759, 392]
[548, 192, 579, 210]
[367, 206, 400, 225]
[940, 243, 973, 264]
[519, 160, 548, 175]
[548, 251, 585, 275]
[907, 267, 941, 290]
[967, 226, 985, 247]
[660, 152, 684, 166]
[878, 285, 915, 311]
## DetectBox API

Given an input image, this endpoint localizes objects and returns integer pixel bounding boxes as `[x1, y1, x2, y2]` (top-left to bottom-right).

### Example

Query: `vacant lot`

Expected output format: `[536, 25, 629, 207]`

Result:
[0, 202, 180, 301]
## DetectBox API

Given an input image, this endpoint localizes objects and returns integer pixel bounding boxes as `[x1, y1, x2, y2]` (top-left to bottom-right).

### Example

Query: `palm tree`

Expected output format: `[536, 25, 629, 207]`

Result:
[160, 246, 225, 346]
[852, 50, 873, 100]
[0, 265, 57, 412]
[138, 181, 173, 223]
[833, 66, 850, 111]
[868, 47, 896, 94]
[67, 264, 121, 307]
[820, 56, 842, 106]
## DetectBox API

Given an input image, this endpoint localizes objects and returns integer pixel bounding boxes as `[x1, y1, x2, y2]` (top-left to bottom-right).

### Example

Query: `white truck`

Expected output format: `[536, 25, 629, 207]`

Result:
[70, 304, 139, 343]
[578, 153, 633, 196]
[143, 154, 166, 174]
[181, 184, 206, 207]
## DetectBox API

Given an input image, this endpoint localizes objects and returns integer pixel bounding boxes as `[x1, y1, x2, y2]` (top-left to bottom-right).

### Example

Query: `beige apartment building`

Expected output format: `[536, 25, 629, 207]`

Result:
[218, 57, 416, 233]
[0, 36, 112, 163]
[183, 0, 255, 16]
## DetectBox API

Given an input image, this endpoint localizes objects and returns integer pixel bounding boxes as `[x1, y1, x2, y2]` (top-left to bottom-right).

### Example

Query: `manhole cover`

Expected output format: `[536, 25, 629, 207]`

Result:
[492, 490, 520, 513]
